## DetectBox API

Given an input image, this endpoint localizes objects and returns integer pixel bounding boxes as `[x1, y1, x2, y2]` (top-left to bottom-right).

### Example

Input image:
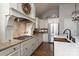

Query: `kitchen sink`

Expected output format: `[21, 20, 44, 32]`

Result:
[54, 38, 70, 43]
[54, 35, 70, 43]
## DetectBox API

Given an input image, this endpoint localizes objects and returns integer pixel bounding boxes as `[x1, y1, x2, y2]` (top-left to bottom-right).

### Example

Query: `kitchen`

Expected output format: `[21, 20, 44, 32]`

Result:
[0, 3, 79, 56]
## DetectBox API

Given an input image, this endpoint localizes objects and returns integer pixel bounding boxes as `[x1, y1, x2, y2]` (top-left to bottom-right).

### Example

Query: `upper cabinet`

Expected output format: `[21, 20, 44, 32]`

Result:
[35, 17, 40, 28]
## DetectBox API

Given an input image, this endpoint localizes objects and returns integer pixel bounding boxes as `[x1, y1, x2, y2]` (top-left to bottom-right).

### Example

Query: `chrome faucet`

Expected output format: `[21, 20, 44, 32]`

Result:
[63, 29, 72, 41]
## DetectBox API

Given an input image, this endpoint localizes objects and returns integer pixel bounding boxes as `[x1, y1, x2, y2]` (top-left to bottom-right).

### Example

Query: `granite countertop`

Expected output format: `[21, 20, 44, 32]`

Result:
[0, 37, 33, 52]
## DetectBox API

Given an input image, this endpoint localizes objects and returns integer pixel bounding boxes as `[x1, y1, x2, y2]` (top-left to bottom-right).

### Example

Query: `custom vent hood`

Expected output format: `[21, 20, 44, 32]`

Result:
[8, 8, 36, 23]
[72, 4, 79, 21]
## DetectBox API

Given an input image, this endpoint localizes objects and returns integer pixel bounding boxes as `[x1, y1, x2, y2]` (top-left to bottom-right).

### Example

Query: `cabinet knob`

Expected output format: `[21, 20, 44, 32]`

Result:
[25, 48, 27, 50]
[13, 48, 16, 50]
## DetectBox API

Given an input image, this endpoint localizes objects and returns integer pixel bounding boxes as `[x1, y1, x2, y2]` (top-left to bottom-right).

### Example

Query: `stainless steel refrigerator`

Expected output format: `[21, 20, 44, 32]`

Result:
[48, 23, 58, 43]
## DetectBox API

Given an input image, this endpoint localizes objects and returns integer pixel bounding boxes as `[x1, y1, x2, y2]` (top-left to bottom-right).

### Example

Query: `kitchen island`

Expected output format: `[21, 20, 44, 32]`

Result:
[54, 36, 79, 56]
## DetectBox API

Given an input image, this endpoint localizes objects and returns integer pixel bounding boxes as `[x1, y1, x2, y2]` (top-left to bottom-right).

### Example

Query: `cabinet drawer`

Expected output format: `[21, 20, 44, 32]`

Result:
[9, 44, 20, 53]
[0, 48, 10, 56]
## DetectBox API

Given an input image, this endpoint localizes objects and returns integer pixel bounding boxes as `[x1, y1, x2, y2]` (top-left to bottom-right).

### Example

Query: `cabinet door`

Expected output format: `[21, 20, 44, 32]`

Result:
[21, 47, 28, 56]
[34, 38, 39, 49]
[8, 49, 20, 56]
[21, 40, 33, 56]
[43, 33, 48, 42]
[21, 45, 33, 56]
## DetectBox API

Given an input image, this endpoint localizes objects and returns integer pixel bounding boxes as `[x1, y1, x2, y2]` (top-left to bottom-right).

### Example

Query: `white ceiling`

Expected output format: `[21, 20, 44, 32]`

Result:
[34, 3, 59, 18]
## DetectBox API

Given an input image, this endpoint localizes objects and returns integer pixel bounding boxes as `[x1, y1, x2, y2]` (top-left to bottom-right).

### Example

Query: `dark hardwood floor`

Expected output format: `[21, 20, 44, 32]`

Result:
[32, 42, 54, 56]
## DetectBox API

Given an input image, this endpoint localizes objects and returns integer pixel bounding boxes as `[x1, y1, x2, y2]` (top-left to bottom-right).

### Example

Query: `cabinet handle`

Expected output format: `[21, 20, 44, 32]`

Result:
[13, 48, 16, 50]
[25, 48, 27, 50]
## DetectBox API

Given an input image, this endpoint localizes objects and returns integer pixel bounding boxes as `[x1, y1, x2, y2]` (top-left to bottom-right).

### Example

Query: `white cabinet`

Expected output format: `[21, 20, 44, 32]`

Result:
[0, 37, 41, 56]
[34, 33, 43, 46]
[9, 44, 20, 54]
[21, 38, 39, 56]
[8, 49, 20, 56]
[8, 44, 20, 56]
[43, 33, 48, 42]
[21, 39, 33, 56]
[32, 38, 39, 51]
[0, 48, 10, 56]
[0, 44, 20, 56]
[21, 46, 30, 56]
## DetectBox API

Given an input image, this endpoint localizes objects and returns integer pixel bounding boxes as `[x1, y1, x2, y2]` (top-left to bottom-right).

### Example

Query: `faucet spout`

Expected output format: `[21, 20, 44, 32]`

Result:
[63, 29, 72, 40]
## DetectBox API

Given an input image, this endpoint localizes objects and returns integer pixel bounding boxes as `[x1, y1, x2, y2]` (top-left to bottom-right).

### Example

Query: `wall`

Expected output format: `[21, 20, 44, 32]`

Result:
[77, 22, 79, 36]
[13, 19, 26, 37]
[76, 4, 79, 36]
[0, 3, 10, 42]
[17, 3, 36, 19]
[35, 17, 40, 28]
[59, 4, 77, 36]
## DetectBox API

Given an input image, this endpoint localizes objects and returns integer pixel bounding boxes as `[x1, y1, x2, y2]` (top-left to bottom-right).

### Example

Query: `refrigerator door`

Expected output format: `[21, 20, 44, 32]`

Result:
[48, 23, 54, 35]
[48, 23, 58, 43]
[54, 23, 58, 35]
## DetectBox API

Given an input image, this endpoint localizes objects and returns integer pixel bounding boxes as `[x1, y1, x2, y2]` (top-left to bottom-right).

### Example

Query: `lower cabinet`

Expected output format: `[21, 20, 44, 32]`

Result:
[0, 37, 42, 56]
[8, 49, 20, 56]
[0, 48, 10, 56]
[21, 47, 29, 56]
[21, 41, 33, 56]
[20, 38, 39, 56]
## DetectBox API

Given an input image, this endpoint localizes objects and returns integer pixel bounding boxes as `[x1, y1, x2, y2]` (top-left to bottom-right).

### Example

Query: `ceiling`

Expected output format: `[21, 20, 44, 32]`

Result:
[34, 3, 59, 18]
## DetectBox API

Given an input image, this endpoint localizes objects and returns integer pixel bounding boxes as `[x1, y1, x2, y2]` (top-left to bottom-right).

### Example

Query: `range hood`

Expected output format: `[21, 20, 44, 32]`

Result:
[7, 8, 36, 23]
[72, 4, 79, 21]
